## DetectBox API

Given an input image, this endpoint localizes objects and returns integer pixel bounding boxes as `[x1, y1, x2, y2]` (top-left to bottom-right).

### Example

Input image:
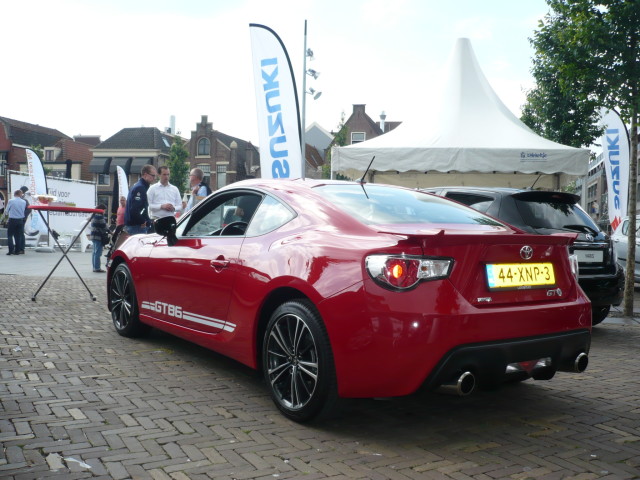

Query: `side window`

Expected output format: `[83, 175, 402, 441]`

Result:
[180, 199, 231, 237]
[177, 193, 264, 237]
[245, 195, 295, 236]
[445, 192, 494, 213]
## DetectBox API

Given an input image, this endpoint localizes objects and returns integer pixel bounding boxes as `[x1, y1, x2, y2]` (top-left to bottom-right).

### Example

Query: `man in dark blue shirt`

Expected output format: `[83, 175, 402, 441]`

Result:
[124, 164, 157, 234]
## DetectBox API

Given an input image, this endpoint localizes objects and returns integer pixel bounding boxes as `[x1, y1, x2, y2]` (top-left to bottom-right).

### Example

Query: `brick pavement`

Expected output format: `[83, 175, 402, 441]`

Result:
[1, 276, 639, 479]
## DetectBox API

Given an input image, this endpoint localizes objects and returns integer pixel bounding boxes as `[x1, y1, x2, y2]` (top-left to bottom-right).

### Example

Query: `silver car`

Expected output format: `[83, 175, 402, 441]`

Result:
[611, 216, 640, 282]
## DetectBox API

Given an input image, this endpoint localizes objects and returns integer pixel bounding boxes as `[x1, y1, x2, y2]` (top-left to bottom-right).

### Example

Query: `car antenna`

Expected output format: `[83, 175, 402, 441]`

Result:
[357, 156, 375, 184]
[529, 173, 542, 190]
[357, 156, 375, 199]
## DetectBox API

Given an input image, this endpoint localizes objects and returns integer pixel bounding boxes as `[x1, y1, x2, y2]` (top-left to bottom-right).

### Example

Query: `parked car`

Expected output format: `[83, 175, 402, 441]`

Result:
[611, 216, 640, 282]
[108, 179, 591, 422]
[423, 187, 623, 325]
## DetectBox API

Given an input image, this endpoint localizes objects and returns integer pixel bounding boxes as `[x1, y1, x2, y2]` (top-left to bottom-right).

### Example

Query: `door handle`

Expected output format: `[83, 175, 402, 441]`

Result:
[210, 258, 229, 269]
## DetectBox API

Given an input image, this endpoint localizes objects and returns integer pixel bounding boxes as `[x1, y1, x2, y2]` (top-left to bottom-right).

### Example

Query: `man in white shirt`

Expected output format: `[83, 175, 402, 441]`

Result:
[147, 166, 182, 219]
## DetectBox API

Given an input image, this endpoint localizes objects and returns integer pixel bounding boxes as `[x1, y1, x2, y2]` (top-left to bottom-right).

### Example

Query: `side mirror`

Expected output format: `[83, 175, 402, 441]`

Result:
[154, 216, 178, 246]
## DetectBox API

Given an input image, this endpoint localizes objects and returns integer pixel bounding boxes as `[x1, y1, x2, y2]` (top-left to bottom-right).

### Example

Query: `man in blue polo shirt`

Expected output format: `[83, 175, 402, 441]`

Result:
[5, 190, 27, 255]
[124, 164, 157, 234]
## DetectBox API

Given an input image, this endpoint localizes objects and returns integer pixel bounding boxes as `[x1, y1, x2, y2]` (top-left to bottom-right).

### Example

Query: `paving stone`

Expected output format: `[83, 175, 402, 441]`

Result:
[1, 277, 640, 479]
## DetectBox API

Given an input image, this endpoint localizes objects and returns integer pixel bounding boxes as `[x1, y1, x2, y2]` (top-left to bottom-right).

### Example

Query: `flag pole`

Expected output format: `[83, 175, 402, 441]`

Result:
[300, 19, 307, 180]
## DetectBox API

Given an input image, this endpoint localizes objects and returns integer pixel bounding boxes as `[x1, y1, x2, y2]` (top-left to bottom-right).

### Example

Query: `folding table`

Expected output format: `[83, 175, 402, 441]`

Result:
[29, 205, 104, 301]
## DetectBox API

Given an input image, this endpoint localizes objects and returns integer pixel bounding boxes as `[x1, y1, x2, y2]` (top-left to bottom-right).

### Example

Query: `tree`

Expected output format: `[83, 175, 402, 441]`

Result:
[322, 111, 350, 180]
[525, 0, 640, 317]
[167, 137, 190, 196]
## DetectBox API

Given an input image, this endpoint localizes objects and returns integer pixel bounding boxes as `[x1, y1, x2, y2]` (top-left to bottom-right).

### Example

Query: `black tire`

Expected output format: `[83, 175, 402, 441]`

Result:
[110, 263, 150, 337]
[591, 305, 610, 326]
[263, 300, 338, 422]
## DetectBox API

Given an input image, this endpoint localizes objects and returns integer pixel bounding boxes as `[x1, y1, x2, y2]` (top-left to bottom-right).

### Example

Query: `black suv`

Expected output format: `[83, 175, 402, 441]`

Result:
[424, 187, 624, 325]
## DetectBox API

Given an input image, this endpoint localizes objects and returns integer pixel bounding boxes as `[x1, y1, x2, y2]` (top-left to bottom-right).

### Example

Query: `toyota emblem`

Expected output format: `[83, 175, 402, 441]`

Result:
[520, 246, 533, 260]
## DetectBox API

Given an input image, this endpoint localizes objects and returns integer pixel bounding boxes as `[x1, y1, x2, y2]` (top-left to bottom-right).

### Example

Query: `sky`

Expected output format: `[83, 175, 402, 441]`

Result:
[3, 0, 552, 148]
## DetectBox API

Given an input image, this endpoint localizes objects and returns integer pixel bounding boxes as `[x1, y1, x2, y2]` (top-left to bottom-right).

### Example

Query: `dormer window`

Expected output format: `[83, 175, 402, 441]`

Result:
[351, 132, 365, 144]
[197, 138, 211, 156]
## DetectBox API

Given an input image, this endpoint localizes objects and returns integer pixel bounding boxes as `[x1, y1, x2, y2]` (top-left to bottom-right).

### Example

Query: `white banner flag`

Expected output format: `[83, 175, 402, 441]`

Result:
[26, 148, 48, 196]
[600, 108, 630, 231]
[117, 165, 129, 201]
[250, 23, 302, 179]
[25, 149, 49, 237]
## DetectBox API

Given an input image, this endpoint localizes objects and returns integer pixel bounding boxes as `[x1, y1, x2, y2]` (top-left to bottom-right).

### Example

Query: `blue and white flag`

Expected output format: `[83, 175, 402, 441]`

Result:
[249, 23, 302, 179]
[600, 108, 629, 232]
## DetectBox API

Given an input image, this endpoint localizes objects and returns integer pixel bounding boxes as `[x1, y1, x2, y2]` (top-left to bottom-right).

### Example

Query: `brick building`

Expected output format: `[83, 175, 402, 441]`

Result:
[0, 116, 95, 207]
[186, 115, 259, 189]
[90, 127, 176, 215]
[339, 104, 401, 145]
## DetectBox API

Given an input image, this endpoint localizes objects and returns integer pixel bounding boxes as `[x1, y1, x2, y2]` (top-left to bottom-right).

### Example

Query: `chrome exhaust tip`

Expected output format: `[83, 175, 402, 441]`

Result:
[437, 371, 476, 396]
[574, 352, 588, 373]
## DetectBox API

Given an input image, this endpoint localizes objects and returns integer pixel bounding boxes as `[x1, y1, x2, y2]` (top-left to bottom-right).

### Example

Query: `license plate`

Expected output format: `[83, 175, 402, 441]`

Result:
[485, 263, 556, 290]
[574, 249, 603, 263]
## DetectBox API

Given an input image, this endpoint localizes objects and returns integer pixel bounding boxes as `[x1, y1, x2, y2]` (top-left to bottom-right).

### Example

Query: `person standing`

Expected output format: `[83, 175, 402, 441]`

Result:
[185, 168, 211, 211]
[116, 196, 126, 227]
[89, 204, 108, 272]
[147, 166, 182, 220]
[124, 164, 157, 234]
[5, 190, 27, 255]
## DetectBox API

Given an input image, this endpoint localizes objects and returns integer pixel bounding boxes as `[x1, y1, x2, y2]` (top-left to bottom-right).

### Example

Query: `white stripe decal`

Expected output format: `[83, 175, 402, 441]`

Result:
[140, 301, 236, 332]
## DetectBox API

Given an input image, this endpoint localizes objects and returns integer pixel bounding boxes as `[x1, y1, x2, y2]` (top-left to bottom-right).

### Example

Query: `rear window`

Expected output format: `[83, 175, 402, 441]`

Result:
[316, 184, 504, 226]
[513, 196, 598, 231]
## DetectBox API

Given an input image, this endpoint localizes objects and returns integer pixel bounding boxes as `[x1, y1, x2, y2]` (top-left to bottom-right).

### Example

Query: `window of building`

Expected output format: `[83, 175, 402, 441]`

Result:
[0, 152, 6, 176]
[351, 132, 366, 144]
[198, 163, 211, 186]
[50, 170, 66, 179]
[98, 174, 110, 186]
[197, 138, 211, 156]
[216, 164, 227, 190]
[45, 149, 54, 161]
[98, 195, 110, 211]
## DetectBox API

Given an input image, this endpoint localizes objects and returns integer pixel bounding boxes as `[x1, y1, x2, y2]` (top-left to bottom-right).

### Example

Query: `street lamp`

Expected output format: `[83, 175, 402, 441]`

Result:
[307, 88, 322, 100]
[301, 19, 321, 180]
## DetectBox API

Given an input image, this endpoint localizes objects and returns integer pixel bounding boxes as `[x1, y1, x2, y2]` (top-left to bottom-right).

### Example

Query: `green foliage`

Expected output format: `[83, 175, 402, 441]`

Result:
[561, 181, 577, 194]
[29, 144, 44, 160]
[524, 0, 640, 145]
[322, 111, 348, 179]
[526, 0, 640, 316]
[167, 137, 190, 194]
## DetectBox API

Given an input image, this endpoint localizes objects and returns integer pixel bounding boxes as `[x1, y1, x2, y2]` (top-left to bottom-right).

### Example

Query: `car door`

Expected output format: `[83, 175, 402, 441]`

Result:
[139, 192, 262, 335]
[612, 216, 640, 280]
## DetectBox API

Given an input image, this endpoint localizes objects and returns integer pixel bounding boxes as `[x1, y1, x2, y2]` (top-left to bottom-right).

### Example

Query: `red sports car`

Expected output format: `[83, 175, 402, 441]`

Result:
[107, 179, 591, 422]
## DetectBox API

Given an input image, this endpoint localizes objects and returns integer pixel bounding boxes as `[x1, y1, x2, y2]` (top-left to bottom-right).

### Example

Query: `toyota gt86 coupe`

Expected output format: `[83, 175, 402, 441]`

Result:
[107, 179, 591, 422]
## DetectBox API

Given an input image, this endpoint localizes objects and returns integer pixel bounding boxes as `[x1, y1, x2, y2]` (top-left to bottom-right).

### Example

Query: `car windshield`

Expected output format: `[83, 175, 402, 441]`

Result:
[513, 197, 598, 233]
[316, 184, 504, 226]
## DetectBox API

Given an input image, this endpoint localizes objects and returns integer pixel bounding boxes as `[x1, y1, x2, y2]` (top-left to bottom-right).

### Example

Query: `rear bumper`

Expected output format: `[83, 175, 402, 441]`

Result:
[579, 265, 624, 307]
[422, 329, 591, 390]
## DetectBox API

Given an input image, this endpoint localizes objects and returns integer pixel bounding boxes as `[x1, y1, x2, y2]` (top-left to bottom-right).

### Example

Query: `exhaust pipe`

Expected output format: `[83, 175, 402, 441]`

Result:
[558, 352, 589, 373]
[573, 352, 588, 373]
[437, 371, 476, 396]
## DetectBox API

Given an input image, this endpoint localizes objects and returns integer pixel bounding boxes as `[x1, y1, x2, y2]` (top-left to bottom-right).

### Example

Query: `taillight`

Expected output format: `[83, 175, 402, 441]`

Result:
[365, 254, 453, 290]
[569, 253, 579, 280]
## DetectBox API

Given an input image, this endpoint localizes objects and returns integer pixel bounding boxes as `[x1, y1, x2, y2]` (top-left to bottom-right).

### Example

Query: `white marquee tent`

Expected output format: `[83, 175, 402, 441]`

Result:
[331, 38, 590, 190]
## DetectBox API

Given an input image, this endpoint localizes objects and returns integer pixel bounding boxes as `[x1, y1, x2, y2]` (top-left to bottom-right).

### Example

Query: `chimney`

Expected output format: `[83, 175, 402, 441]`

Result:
[380, 111, 387, 132]
[170, 115, 176, 134]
